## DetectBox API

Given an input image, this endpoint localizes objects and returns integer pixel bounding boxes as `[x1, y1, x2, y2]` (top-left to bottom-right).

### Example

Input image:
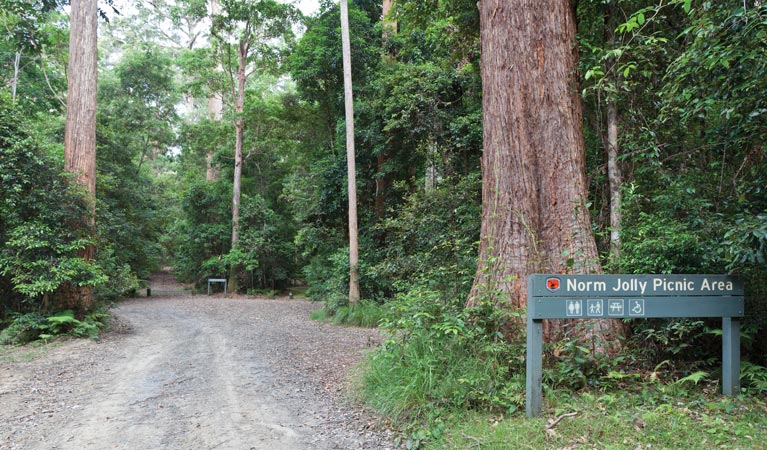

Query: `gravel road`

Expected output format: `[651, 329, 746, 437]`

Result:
[0, 276, 393, 450]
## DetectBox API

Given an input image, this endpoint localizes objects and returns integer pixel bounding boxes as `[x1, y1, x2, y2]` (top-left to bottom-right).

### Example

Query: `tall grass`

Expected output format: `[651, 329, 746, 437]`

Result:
[311, 300, 385, 328]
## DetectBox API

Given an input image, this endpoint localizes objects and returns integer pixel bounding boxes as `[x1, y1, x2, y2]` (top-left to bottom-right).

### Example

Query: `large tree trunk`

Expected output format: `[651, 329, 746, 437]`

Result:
[340, 0, 360, 303]
[63, 0, 98, 311]
[471, 0, 625, 349]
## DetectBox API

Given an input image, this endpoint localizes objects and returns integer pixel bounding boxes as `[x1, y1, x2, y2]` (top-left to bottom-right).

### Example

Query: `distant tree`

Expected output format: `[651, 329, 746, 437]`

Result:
[210, 0, 297, 289]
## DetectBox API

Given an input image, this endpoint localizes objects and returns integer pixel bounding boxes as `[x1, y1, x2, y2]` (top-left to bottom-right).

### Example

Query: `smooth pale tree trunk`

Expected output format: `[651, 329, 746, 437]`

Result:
[228, 38, 248, 293]
[603, 3, 622, 261]
[606, 100, 622, 260]
[425, 140, 438, 192]
[62, 0, 98, 311]
[12, 52, 21, 103]
[471, 0, 626, 351]
[340, 0, 360, 303]
[206, 92, 223, 181]
[231, 51, 245, 249]
[206, 0, 223, 182]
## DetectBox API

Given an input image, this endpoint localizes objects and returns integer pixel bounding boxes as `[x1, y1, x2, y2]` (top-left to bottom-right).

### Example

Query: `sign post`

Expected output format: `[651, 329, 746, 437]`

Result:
[526, 274, 744, 418]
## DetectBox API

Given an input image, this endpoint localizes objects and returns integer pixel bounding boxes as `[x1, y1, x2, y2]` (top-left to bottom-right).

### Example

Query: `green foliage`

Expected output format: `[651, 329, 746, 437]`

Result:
[370, 174, 480, 299]
[363, 287, 526, 427]
[0, 310, 107, 345]
[302, 246, 351, 306]
[207, 193, 297, 289]
[724, 213, 767, 269]
[0, 1, 68, 114]
[661, 2, 767, 154]
[171, 180, 232, 284]
[0, 312, 46, 345]
[632, 319, 716, 367]
[311, 300, 385, 328]
[740, 362, 767, 393]
[420, 388, 767, 450]
[545, 325, 626, 391]
[95, 43, 177, 287]
[289, 2, 379, 121]
[0, 94, 106, 311]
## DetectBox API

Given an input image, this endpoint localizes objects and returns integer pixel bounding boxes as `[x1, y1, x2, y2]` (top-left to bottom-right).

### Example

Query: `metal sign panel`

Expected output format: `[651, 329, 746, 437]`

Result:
[530, 274, 744, 298]
[527, 274, 744, 320]
[525, 274, 744, 418]
[530, 296, 744, 319]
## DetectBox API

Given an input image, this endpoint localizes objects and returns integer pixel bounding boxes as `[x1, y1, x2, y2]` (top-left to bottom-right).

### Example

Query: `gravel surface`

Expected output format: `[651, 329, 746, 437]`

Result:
[0, 273, 394, 450]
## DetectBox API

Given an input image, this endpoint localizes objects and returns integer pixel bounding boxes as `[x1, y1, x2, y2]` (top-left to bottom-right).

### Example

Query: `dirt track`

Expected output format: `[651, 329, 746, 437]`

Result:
[0, 276, 392, 449]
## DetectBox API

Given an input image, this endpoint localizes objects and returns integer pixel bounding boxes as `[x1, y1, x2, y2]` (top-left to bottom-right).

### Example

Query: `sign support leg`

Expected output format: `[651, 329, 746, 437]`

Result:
[722, 317, 740, 396]
[526, 317, 543, 417]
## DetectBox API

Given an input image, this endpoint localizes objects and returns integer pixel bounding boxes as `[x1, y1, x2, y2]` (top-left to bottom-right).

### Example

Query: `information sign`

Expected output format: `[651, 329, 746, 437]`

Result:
[526, 274, 744, 418]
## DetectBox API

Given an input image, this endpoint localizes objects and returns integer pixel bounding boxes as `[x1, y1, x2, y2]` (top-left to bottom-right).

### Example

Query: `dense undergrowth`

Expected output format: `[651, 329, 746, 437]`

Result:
[0, 310, 109, 345]
[355, 287, 767, 449]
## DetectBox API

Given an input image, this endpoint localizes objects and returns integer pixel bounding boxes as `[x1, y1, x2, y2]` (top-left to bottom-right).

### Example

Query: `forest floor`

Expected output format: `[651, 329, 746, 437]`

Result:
[0, 271, 393, 449]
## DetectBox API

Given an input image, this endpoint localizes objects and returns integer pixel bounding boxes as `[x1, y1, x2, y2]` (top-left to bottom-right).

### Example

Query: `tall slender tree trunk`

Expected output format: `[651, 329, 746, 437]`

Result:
[229, 39, 248, 292]
[471, 0, 625, 349]
[206, 0, 223, 182]
[340, 0, 360, 303]
[425, 140, 438, 192]
[604, 2, 622, 261]
[206, 92, 223, 181]
[62, 0, 98, 311]
[12, 52, 21, 103]
[606, 100, 621, 260]
[231, 37, 250, 249]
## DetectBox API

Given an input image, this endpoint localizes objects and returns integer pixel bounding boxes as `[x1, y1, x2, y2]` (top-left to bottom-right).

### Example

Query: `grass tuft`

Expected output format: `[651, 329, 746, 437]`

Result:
[310, 301, 385, 328]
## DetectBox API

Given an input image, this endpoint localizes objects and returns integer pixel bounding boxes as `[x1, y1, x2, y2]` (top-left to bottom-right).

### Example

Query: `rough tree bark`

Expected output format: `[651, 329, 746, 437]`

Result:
[341, 0, 360, 303]
[470, 0, 626, 349]
[62, 0, 98, 310]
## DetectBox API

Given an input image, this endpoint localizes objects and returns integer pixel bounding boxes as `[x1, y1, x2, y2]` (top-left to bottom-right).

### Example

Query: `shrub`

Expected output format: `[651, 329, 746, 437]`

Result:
[362, 287, 526, 423]
[0, 93, 106, 313]
[0, 310, 107, 345]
